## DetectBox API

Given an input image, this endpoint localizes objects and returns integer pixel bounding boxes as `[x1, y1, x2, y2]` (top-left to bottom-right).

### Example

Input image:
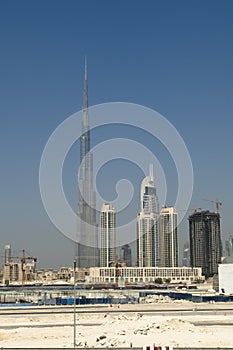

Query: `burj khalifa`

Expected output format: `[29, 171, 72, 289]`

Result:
[77, 59, 98, 268]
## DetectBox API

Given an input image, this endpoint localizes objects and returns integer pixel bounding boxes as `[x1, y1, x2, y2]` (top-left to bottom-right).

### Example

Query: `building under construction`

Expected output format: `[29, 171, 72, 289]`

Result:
[2, 248, 37, 286]
[189, 210, 222, 278]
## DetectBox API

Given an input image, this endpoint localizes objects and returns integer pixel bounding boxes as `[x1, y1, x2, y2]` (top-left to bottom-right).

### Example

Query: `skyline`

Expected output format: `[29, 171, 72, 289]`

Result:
[0, 1, 232, 268]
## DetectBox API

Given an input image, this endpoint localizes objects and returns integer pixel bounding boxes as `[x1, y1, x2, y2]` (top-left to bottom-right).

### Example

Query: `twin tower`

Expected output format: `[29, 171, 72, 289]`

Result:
[77, 62, 178, 269]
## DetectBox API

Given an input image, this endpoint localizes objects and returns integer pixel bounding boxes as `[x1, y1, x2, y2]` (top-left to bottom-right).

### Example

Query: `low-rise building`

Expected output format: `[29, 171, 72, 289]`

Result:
[89, 266, 203, 284]
[218, 263, 233, 294]
[74, 268, 89, 282]
[57, 267, 73, 281]
[36, 269, 58, 283]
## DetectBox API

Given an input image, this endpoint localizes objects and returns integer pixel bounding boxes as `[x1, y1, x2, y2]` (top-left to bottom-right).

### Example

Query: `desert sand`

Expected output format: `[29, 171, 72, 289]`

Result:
[0, 297, 233, 348]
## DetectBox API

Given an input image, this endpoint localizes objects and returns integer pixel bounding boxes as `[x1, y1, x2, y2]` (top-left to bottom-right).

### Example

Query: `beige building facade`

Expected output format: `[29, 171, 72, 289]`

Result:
[89, 266, 203, 284]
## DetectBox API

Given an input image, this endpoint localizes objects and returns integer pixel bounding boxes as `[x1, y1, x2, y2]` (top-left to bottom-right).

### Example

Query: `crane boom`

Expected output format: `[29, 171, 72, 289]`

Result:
[202, 198, 222, 214]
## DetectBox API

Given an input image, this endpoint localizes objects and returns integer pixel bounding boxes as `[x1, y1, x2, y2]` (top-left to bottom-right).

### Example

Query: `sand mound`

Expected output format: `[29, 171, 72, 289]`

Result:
[140, 295, 191, 304]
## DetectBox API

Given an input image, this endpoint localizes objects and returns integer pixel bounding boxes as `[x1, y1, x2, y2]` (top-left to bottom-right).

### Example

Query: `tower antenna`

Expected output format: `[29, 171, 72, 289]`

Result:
[149, 164, 154, 179]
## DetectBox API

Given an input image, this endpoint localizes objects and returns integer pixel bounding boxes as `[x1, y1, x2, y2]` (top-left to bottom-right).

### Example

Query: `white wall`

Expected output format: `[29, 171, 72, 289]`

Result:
[218, 264, 233, 295]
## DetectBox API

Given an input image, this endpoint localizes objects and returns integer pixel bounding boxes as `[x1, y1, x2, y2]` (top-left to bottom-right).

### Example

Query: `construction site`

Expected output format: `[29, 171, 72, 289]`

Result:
[0, 247, 37, 287]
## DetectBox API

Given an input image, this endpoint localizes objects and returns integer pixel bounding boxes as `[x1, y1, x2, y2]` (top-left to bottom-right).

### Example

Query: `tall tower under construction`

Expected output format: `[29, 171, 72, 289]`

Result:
[77, 59, 98, 268]
[189, 210, 221, 278]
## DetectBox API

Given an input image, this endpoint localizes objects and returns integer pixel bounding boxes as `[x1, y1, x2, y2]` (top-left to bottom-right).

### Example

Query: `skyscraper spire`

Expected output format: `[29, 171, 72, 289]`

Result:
[82, 56, 89, 134]
[83, 56, 88, 111]
[149, 163, 154, 180]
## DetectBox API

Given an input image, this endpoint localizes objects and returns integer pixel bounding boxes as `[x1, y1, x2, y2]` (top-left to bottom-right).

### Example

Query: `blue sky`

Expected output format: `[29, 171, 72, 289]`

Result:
[0, 0, 232, 268]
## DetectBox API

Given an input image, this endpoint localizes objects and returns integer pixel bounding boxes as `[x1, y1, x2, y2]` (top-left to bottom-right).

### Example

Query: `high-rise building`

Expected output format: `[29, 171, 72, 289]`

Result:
[137, 165, 159, 267]
[225, 234, 233, 257]
[4, 244, 11, 264]
[77, 59, 98, 268]
[160, 207, 178, 267]
[100, 203, 116, 267]
[189, 210, 221, 278]
[120, 244, 132, 266]
[3, 262, 22, 285]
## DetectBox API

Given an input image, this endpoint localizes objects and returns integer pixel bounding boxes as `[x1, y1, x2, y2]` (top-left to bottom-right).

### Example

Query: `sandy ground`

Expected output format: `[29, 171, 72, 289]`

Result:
[1, 300, 233, 348]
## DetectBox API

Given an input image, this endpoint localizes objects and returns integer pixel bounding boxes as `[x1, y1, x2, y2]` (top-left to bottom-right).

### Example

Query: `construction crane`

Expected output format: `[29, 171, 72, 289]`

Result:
[1, 249, 37, 286]
[110, 257, 142, 287]
[21, 249, 37, 286]
[202, 198, 222, 214]
[109, 257, 121, 287]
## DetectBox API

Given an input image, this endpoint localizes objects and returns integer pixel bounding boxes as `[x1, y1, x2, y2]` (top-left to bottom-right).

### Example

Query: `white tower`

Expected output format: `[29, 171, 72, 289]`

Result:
[137, 165, 159, 267]
[160, 207, 178, 267]
[100, 203, 116, 267]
